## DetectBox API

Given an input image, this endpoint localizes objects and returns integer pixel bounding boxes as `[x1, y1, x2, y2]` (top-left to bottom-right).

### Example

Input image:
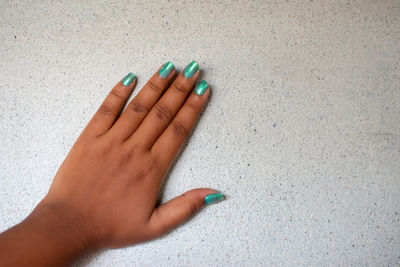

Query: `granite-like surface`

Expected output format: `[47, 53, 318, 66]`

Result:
[1, 0, 399, 266]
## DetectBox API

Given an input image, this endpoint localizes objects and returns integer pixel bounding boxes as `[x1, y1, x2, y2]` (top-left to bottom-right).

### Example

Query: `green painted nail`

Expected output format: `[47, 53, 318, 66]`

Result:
[194, 80, 208, 95]
[205, 193, 224, 205]
[122, 72, 135, 86]
[184, 60, 199, 78]
[159, 61, 175, 78]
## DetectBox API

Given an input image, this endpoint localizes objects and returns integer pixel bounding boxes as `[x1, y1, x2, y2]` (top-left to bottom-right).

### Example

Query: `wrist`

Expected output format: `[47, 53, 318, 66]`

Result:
[0, 199, 95, 266]
[33, 199, 92, 247]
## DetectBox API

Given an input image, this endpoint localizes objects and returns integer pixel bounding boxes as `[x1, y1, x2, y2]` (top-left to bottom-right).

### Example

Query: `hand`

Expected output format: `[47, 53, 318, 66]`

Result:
[0, 61, 224, 266]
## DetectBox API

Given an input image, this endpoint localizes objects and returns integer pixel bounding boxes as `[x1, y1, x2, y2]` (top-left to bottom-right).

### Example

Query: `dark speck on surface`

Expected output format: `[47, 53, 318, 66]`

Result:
[273, 123, 277, 128]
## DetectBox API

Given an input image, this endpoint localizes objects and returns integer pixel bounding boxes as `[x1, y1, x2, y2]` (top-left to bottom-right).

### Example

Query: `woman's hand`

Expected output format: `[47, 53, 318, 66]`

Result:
[0, 61, 223, 266]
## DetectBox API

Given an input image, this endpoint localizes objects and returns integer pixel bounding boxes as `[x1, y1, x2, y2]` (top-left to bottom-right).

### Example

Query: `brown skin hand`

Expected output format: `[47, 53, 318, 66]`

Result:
[0, 63, 217, 266]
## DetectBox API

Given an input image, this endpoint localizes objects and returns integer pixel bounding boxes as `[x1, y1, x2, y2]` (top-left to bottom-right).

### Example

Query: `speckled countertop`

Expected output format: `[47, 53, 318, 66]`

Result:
[1, 1, 399, 266]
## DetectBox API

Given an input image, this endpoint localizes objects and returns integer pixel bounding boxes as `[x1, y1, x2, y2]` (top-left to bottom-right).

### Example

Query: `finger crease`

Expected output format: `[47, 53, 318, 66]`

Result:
[148, 81, 162, 92]
[186, 100, 198, 110]
[172, 120, 188, 137]
[98, 104, 118, 117]
[129, 100, 149, 114]
[155, 104, 172, 122]
[110, 90, 125, 101]
[173, 83, 186, 93]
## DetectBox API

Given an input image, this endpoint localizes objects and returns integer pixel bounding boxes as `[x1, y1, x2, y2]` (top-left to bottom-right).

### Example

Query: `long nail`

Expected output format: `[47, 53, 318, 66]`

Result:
[205, 193, 224, 205]
[194, 80, 209, 95]
[184, 60, 199, 78]
[159, 61, 175, 78]
[122, 72, 136, 86]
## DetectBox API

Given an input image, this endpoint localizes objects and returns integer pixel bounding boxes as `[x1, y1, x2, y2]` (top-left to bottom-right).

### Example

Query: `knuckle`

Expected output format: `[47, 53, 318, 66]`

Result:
[72, 140, 93, 156]
[99, 140, 116, 154]
[125, 145, 137, 162]
[148, 80, 163, 92]
[89, 140, 114, 159]
[110, 89, 125, 101]
[154, 103, 172, 122]
[172, 82, 187, 93]
[128, 100, 149, 114]
[133, 156, 158, 180]
[143, 158, 157, 175]
[98, 104, 117, 117]
[186, 98, 201, 110]
[172, 120, 188, 137]
[150, 153, 164, 171]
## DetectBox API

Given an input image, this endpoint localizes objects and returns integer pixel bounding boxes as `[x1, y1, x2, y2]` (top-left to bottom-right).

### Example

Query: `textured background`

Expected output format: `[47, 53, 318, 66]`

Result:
[1, 0, 399, 266]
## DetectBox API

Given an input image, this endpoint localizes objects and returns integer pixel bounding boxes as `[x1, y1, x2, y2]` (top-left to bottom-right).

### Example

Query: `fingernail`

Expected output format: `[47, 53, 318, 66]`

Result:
[184, 60, 199, 78]
[122, 72, 136, 86]
[159, 61, 175, 78]
[205, 193, 224, 205]
[194, 80, 208, 95]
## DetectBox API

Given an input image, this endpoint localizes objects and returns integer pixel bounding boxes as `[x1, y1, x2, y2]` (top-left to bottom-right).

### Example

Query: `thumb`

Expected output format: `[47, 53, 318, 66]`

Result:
[146, 188, 224, 237]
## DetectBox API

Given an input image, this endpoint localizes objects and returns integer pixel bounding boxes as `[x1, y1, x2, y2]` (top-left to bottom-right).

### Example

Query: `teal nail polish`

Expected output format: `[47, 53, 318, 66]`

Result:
[122, 72, 135, 86]
[159, 61, 175, 78]
[205, 193, 224, 205]
[184, 60, 199, 78]
[194, 80, 209, 95]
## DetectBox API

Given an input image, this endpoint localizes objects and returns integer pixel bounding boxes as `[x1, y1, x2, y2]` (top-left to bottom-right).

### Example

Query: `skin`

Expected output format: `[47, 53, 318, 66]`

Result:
[0, 63, 218, 266]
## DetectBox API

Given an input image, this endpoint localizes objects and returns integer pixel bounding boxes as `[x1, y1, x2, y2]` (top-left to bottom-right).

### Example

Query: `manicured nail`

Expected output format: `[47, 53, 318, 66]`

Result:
[194, 80, 208, 95]
[205, 193, 224, 205]
[122, 72, 135, 86]
[184, 60, 199, 78]
[159, 61, 175, 78]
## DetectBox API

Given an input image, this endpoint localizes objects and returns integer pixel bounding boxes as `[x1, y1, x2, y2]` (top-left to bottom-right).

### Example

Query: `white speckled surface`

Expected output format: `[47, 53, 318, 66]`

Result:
[1, 0, 400, 266]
